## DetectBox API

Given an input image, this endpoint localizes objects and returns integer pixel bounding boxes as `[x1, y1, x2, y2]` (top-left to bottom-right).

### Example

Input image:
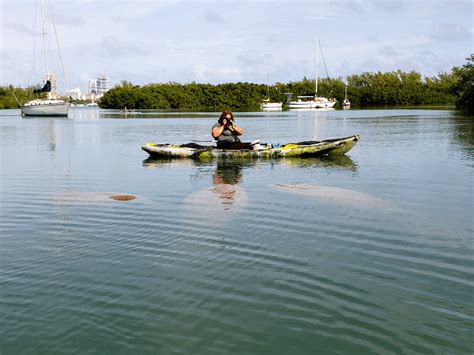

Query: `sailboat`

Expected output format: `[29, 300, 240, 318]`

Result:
[260, 75, 282, 111]
[342, 81, 350, 108]
[288, 36, 336, 110]
[21, 0, 70, 117]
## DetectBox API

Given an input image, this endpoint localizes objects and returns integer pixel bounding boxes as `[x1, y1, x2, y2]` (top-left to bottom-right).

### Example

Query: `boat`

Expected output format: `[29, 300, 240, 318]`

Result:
[142, 135, 360, 160]
[261, 99, 283, 110]
[342, 82, 350, 108]
[261, 75, 282, 110]
[288, 96, 336, 109]
[22, 99, 70, 116]
[21, 0, 70, 117]
[288, 36, 336, 110]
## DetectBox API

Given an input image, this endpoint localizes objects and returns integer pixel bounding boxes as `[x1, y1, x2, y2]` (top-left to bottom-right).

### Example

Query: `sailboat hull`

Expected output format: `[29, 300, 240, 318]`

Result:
[21, 101, 70, 117]
[261, 102, 282, 110]
[288, 100, 336, 109]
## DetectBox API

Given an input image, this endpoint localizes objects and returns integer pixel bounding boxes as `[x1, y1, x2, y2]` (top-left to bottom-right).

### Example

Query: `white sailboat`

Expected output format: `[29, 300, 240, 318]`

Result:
[261, 75, 282, 110]
[21, 0, 70, 117]
[289, 36, 336, 110]
[342, 82, 350, 109]
[261, 98, 283, 111]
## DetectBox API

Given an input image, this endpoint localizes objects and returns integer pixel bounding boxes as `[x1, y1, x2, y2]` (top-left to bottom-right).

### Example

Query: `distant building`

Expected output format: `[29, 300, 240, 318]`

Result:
[97, 75, 110, 95]
[88, 75, 110, 96]
[88, 79, 98, 95]
[66, 87, 84, 100]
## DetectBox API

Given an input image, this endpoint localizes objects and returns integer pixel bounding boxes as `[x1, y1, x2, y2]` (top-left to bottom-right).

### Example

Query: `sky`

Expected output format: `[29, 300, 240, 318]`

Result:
[1, 0, 473, 92]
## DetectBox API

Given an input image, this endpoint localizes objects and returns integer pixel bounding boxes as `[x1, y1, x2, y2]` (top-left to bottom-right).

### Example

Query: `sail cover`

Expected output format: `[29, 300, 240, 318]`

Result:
[33, 80, 51, 93]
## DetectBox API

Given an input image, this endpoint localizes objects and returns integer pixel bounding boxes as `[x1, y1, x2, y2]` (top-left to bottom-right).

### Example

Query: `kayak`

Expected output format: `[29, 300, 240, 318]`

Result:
[142, 135, 360, 159]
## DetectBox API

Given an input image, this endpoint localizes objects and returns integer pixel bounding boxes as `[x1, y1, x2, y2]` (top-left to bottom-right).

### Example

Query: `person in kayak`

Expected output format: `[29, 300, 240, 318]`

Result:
[212, 111, 244, 147]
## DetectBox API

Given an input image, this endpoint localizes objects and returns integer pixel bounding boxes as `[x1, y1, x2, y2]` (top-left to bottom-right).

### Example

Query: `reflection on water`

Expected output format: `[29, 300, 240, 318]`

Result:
[181, 161, 248, 220]
[451, 112, 474, 159]
[211, 161, 244, 210]
[145, 156, 361, 217]
[142, 157, 196, 169]
[142, 155, 357, 171]
[282, 155, 357, 171]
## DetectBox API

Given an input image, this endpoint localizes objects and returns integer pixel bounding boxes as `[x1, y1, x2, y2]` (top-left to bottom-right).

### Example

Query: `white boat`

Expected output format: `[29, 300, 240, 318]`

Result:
[289, 36, 336, 110]
[22, 99, 70, 116]
[21, 0, 70, 117]
[261, 99, 283, 110]
[342, 82, 350, 108]
[288, 96, 336, 109]
[260, 75, 282, 110]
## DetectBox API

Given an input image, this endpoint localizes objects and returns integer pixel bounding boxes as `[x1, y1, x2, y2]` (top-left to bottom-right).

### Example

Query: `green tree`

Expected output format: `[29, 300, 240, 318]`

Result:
[451, 55, 474, 111]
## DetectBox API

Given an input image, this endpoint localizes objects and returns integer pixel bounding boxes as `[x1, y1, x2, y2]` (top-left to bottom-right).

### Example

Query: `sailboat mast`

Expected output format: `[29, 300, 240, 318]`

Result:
[40, 0, 50, 79]
[266, 74, 270, 99]
[315, 36, 319, 96]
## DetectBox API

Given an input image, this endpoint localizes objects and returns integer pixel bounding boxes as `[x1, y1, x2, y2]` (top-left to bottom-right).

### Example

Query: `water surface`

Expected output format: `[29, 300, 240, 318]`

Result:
[1, 107, 473, 354]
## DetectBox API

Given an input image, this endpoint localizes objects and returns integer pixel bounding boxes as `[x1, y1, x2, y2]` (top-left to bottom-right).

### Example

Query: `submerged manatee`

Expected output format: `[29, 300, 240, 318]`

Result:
[182, 185, 248, 222]
[52, 192, 149, 205]
[275, 183, 397, 210]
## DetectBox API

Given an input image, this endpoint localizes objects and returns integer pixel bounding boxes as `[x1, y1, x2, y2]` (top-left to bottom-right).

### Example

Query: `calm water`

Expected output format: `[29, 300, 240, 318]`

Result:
[1, 108, 473, 354]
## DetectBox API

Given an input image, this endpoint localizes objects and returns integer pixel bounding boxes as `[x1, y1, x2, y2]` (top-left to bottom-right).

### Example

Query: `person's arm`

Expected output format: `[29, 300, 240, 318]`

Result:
[212, 120, 226, 138]
[229, 122, 244, 136]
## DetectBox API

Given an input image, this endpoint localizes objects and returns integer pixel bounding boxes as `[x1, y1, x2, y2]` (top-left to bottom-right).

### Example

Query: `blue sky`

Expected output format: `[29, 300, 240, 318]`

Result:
[1, 0, 472, 92]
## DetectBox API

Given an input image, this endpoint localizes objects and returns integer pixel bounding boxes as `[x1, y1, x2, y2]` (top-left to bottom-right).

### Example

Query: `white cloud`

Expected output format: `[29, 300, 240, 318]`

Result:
[428, 23, 472, 42]
[193, 64, 241, 82]
[203, 10, 224, 23]
[74, 36, 151, 57]
[378, 46, 400, 57]
[4, 23, 35, 36]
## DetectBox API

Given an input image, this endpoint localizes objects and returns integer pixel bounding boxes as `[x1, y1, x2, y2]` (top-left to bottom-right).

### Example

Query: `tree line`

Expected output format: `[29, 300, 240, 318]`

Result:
[0, 86, 38, 110]
[1, 55, 472, 111]
[98, 71, 458, 111]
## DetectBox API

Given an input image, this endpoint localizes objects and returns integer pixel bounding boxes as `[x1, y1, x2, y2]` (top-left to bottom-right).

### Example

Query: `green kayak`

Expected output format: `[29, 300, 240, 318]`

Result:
[142, 135, 360, 160]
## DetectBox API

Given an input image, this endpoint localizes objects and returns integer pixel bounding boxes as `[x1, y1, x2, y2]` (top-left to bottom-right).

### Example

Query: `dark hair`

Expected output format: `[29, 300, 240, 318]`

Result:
[218, 111, 234, 125]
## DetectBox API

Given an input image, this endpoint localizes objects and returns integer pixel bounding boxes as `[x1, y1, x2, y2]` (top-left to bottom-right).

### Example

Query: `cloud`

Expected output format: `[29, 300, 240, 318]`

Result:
[378, 46, 400, 57]
[428, 23, 472, 42]
[417, 49, 435, 57]
[75, 36, 151, 58]
[193, 64, 240, 82]
[304, 5, 337, 20]
[54, 14, 86, 27]
[203, 10, 224, 23]
[5, 23, 35, 36]
[368, 0, 406, 13]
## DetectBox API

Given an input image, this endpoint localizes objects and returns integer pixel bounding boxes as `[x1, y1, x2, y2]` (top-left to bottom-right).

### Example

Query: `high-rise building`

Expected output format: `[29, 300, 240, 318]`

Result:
[97, 75, 110, 95]
[88, 79, 98, 94]
[88, 75, 110, 96]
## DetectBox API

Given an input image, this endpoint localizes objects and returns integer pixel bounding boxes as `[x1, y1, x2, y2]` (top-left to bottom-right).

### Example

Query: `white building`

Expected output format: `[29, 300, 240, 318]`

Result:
[88, 79, 98, 95]
[97, 75, 110, 95]
[88, 75, 110, 96]
[66, 87, 83, 100]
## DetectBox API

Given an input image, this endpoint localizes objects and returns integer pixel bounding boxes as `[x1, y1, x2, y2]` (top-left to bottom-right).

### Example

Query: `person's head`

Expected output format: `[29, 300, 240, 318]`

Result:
[218, 111, 234, 125]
